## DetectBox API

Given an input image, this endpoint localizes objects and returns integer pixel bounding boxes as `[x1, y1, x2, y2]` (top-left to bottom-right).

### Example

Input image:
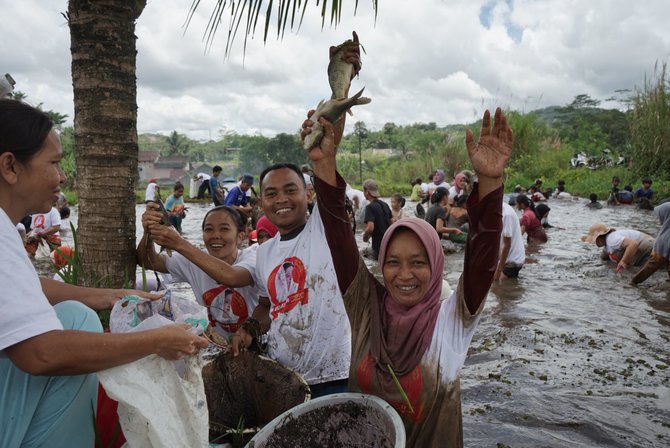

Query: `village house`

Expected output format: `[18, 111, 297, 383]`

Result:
[138, 152, 191, 185]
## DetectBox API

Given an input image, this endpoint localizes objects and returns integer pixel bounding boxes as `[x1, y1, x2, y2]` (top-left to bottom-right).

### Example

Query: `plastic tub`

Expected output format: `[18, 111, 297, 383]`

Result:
[246, 392, 405, 448]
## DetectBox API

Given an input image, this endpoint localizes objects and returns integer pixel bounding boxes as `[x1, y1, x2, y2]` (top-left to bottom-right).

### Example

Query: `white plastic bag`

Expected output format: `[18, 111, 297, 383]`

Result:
[98, 292, 210, 448]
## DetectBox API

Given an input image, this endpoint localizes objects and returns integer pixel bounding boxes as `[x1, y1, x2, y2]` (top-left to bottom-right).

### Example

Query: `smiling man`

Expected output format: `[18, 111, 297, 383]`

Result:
[231, 162, 352, 397]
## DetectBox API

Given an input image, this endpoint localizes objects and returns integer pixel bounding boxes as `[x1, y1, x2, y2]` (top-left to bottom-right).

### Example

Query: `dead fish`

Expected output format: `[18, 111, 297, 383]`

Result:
[328, 31, 361, 100]
[303, 87, 371, 150]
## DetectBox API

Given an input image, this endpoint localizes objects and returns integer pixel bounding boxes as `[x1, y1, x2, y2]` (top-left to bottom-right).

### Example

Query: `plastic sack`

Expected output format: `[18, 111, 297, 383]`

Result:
[109, 291, 208, 335]
[98, 292, 210, 448]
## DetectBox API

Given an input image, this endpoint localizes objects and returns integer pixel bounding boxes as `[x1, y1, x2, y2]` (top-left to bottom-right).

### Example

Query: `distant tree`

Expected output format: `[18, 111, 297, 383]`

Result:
[239, 135, 272, 174]
[569, 94, 601, 109]
[165, 130, 190, 156]
[10, 91, 27, 102]
[267, 133, 305, 166]
[46, 111, 69, 131]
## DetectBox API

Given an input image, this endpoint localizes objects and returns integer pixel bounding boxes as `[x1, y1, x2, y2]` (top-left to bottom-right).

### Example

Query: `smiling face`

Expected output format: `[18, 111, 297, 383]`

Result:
[11, 130, 66, 219]
[202, 209, 244, 263]
[382, 229, 432, 307]
[260, 168, 308, 235]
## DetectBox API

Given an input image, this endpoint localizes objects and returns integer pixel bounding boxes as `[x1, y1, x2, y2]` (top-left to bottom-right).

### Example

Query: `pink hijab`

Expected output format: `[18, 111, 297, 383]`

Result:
[372, 218, 445, 376]
[453, 172, 466, 195]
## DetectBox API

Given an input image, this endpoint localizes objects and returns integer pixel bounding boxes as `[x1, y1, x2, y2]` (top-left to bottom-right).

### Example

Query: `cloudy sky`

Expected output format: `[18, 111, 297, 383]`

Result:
[2, 0, 669, 140]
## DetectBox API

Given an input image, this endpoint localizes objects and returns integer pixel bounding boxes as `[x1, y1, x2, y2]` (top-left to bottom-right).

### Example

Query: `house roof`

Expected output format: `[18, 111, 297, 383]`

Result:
[139, 150, 160, 163]
[158, 155, 190, 163]
[170, 169, 188, 179]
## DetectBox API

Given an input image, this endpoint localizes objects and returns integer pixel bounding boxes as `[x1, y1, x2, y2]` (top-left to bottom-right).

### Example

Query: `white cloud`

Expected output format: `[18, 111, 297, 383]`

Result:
[1, 0, 669, 139]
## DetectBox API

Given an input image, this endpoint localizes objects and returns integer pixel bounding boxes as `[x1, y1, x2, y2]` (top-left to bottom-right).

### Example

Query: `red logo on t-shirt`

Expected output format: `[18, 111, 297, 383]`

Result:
[32, 214, 46, 230]
[201, 285, 249, 333]
[357, 352, 424, 422]
[267, 257, 308, 319]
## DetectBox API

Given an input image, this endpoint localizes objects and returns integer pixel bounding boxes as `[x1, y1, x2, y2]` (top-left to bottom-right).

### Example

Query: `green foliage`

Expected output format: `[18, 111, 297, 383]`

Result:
[533, 96, 631, 152]
[62, 189, 78, 206]
[629, 62, 670, 180]
[164, 130, 190, 156]
[505, 111, 554, 170]
[59, 127, 77, 183]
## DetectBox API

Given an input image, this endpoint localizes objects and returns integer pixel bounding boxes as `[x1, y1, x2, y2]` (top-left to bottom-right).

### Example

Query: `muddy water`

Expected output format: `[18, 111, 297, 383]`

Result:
[60, 197, 669, 447]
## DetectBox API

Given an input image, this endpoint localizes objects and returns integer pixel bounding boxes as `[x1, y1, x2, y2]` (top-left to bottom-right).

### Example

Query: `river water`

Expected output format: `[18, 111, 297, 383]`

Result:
[56, 196, 669, 447]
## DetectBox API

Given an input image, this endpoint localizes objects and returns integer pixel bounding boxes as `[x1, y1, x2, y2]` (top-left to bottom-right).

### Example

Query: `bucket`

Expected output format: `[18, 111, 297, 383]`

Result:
[202, 351, 310, 444]
[246, 392, 406, 448]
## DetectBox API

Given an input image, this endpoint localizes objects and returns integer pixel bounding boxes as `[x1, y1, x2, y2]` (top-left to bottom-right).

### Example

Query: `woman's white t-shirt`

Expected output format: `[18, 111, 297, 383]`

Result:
[0, 209, 62, 353]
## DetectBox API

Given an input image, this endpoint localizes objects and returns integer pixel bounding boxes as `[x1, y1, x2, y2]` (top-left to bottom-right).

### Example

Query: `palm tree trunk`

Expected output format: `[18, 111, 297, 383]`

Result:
[68, 0, 146, 287]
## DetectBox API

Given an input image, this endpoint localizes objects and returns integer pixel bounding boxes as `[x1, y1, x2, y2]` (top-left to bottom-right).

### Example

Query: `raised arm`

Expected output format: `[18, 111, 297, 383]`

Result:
[462, 108, 513, 314]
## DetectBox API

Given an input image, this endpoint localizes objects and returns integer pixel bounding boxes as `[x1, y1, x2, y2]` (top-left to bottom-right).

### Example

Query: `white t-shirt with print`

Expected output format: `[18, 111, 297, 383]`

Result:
[605, 229, 642, 253]
[30, 207, 61, 236]
[501, 202, 525, 265]
[164, 245, 259, 338]
[196, 173, 211, 181]
[255, 204, 352, 385]
[0, 209, 62, 353]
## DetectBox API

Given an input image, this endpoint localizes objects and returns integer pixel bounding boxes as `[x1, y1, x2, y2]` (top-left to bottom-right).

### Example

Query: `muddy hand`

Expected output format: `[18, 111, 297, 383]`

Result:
[465, 107, 513, 180]
[147, 223, 183, 252]
[230, 327, 253, 357]
[329, 31, 362, 78]
[154, 323, 209, 361]
[142, 203, 167, 231]
[301, 115, 337, 160]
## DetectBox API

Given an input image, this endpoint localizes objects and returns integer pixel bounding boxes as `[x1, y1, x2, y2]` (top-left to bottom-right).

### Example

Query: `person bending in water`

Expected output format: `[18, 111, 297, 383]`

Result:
[581, 223, 654, 272]
[301, 107, 512, 447]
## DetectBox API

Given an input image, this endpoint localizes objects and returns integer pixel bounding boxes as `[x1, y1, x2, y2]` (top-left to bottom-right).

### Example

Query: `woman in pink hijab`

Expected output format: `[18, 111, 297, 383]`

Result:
[448, 171, 467, 206]
[303, 108, 513, 447]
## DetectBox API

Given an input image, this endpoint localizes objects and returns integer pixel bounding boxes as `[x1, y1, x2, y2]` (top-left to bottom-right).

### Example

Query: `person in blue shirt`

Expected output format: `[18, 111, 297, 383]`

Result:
[635, 178, 654, 201]
[209, 166, 224, 206]
[224, 174, 253, 216]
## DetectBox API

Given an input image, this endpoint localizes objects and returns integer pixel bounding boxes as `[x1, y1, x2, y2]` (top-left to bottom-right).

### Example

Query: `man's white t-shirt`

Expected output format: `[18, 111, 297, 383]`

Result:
[196, 173, 211, 182]
[501, 202, 525, 265]
[605, 229, 642, 253]
[0, 209, 62, 353]
[346, 188, 368, 211]
[164, 245, 259, 337]
[255, 204, 352, 385]
[145, 182, 158, 202]
[30, 207, 61, 236]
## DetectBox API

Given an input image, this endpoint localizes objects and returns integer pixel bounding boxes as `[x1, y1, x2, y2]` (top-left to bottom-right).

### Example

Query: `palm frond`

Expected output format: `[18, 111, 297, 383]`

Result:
[186, 0, 377, 57]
